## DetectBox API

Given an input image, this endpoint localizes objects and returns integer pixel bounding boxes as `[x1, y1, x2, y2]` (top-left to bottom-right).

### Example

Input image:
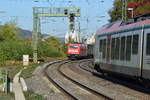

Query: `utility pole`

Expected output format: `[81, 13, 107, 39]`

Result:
[125, 0, 127, 21]
[33, 8, 38, 63]
[122, 0, 124, 21]
[122, 0, 127, 21]
[122, 0, 125, 21]
[77, 21, 80, 43]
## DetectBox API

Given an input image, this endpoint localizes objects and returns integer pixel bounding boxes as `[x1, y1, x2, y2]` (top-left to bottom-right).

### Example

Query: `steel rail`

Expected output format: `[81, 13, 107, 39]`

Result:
[44, 60, 78, 100]
[58, 61, 112, 100]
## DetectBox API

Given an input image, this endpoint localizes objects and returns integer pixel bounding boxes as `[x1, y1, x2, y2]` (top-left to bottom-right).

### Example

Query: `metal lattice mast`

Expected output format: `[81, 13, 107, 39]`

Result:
[33, 8, 38, 63]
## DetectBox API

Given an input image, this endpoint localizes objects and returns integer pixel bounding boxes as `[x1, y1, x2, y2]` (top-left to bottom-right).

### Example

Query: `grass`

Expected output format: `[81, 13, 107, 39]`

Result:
[8, 62, 42, 79]
[43, 56, 68, 61]
[0, 92, 14, 100]
[21, 56, 67, 78]
[21, 63, 42, 78]
[24, 90, 45, 100]
[0, 80, 3, 84]
[8, 64, 23, 80]
[6, 56, 67, 80]
[5, 56, 67, 82]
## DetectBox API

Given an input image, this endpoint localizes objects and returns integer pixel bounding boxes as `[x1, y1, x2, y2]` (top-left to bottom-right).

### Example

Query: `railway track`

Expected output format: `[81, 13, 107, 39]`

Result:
[44, 60, 77, 100]
[44, 60, 111, 100]
[76, 59, 150, 100]
[43, 59, 150, 100]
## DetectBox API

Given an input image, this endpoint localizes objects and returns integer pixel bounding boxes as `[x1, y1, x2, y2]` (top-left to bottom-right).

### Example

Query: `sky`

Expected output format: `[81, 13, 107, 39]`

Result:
[0, 0, 114, 37]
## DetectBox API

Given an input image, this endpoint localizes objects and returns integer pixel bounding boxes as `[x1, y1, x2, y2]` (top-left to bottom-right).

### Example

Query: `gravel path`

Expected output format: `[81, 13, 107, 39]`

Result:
[25, 63, 68, 100]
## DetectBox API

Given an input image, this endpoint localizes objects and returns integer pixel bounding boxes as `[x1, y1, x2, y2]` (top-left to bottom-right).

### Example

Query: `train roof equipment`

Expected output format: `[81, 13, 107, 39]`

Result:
[96, 12, 150, 36]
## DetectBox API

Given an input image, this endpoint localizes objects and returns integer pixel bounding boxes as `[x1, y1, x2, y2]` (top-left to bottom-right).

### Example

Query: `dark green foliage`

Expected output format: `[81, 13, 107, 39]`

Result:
[45, 36, 61, 48]
[0, 41, 32, 64]
[45, 36, 62, 52]
[38, 41, 65, 58]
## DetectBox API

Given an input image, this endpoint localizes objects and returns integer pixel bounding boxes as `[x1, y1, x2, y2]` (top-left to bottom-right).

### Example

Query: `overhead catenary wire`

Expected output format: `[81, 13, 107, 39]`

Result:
[0, 0, 112, 37]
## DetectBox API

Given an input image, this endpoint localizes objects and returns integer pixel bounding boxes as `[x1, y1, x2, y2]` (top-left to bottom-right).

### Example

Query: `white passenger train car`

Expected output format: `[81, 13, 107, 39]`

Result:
[94, 13, 150, 80]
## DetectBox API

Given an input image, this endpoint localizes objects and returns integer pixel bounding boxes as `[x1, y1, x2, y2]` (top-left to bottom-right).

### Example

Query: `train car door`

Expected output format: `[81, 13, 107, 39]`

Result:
[106, 36, 111, 62]
[105, 36, 111, 71]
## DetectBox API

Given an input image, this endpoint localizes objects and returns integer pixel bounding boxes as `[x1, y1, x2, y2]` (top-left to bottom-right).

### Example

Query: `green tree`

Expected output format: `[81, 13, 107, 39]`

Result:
[108, 0, 122, 22]
[45, 36, 61, 49]
[0, 21, 18, 41]
[38, 41, 65, 58]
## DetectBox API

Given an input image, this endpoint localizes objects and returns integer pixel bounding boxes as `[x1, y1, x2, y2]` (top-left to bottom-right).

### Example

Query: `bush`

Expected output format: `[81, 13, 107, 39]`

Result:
[38, 42, 65, 58]
[0, 22, 18, 42]
[0, 41, 32, 63]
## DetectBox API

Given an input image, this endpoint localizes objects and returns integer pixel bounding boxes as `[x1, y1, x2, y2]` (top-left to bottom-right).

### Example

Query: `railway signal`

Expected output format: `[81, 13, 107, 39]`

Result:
[64, 9, 68, 15]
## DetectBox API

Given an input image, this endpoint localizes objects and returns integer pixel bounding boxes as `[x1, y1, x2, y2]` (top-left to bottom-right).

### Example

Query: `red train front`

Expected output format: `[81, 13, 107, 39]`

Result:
[67, 43, 88, 59]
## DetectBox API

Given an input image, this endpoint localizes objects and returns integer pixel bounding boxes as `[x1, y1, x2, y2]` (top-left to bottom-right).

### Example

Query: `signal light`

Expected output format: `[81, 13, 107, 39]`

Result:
[64, 9, 68, 15]
[69, 13, 75, 21]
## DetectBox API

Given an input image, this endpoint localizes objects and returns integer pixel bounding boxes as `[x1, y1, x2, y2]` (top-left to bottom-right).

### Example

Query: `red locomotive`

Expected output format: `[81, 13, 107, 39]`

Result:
[67, 43, 93, 59]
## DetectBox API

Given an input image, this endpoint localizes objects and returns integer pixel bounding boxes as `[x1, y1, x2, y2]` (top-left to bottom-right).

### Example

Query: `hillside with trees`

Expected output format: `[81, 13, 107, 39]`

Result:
[109, 0, 150, 22]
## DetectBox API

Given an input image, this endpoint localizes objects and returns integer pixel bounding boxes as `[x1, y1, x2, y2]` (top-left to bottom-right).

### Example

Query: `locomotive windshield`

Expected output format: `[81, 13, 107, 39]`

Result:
[70, 45, 78, 49]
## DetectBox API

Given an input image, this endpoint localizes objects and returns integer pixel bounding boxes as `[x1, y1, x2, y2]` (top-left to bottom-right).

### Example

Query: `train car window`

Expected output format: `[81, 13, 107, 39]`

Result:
[115, 37, 120, 60]
[111, 38, 115, 60]
[132, 35, 139, 54]
[120, 37, 125, 60]
[146, 33, 150, 55]
[99, 40, 103, 52]
[126, 36, 132, 61]
[103, 39, 106, 59]
[70, 45, 78, 49]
